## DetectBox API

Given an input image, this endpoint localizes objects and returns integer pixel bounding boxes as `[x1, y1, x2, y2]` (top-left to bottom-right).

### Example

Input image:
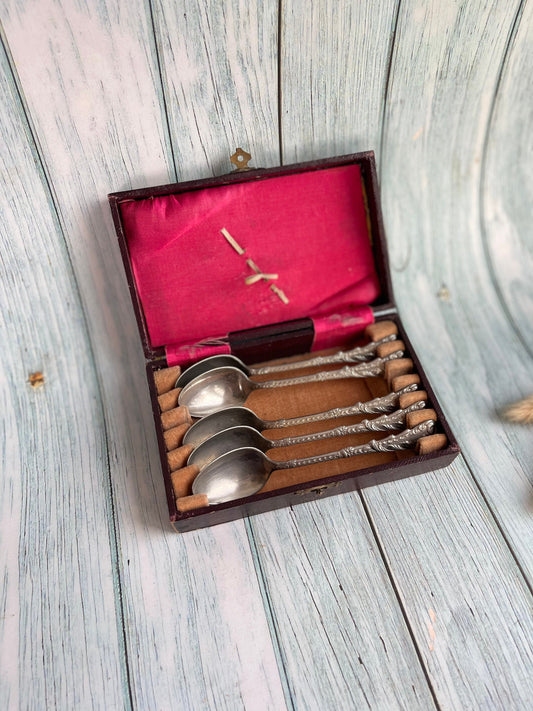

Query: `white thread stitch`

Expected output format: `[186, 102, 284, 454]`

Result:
[221, 227, 245, 255]
[270, 284, 289, 304]
[221, 227, 289, 304]
[244, 258, 278, 284]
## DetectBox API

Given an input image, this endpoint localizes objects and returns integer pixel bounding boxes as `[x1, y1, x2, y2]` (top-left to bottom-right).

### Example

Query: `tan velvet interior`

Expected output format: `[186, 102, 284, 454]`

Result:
[155, 334, 442, 509]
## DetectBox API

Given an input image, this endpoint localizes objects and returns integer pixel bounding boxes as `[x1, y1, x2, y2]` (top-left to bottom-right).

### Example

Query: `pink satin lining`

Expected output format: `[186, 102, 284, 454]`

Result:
[311, 306, 374, 351]
[166, 341, 231, 367]
[120, 164, 380, 359]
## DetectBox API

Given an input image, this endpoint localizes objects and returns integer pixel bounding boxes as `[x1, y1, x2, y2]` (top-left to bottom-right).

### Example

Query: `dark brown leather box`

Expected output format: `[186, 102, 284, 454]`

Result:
[108, 151, 459, 532]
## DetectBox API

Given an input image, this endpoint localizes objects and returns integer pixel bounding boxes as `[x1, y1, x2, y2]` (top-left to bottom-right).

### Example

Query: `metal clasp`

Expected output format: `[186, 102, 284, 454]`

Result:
[295, 482, 340, 497]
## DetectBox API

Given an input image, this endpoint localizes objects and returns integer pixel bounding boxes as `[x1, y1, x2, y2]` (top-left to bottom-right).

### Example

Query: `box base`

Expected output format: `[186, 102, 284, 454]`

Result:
[147, 315, 460, 532]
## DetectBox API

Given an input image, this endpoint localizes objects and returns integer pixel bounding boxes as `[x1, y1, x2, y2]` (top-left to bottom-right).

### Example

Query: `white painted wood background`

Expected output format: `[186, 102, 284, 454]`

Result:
[1, 0, 532, 709]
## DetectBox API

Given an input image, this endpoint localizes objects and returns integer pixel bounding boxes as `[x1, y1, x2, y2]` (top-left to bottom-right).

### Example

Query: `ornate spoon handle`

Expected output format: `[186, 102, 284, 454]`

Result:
[275, 421, 436, 470]
[262, 383, 419, 429]
[271, 401, 426, 448]
[250, 334, 396, 375]
[258, 351, 404, 389]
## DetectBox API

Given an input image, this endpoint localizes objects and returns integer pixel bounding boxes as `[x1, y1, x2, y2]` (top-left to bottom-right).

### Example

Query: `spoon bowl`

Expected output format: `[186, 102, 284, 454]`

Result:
[191, 447, 274, 504]
[179, 366, 254, 418]
[179, 350, 410, 417]
[175, 322, 399, 388]
[175, 355, 249, 388]
[182, 383, 423, 448]
[191, 420, 436, 504]
[183, 407, 265, 447]
[187, 402, 428, 469]
[189, 426, 269, 469]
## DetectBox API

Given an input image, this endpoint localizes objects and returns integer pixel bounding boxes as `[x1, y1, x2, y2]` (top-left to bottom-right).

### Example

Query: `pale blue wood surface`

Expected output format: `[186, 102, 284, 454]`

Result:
[1, 1, 532, 709]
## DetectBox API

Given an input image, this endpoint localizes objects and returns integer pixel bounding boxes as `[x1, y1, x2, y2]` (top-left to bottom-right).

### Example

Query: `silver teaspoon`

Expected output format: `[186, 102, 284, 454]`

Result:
[191, 420, 436, 504]
[175, 332, 397, 388]
[178, 350, 409, 418]
[187, 401, 428, 470]
[182, 383, 423, 448]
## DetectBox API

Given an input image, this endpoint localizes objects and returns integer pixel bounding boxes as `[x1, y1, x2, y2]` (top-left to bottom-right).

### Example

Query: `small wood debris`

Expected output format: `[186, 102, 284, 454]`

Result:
[28, 372, 45, 388]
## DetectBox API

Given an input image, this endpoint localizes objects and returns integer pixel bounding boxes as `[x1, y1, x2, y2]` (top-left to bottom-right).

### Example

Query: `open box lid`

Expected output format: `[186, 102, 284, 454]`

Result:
[108, 151, 394, 365]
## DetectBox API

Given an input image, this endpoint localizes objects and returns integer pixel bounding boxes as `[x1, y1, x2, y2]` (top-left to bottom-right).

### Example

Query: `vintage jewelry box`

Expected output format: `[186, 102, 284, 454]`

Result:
[108, 150, 460, 532]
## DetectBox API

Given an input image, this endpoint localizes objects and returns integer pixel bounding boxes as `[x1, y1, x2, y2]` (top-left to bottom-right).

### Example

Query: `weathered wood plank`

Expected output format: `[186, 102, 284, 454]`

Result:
[370, 0, 533, 705]
[379, 0, 533, 581]
[281, 0, 399, 162]
[2, 1, 287, 708]
[152, 0, 280, 178]
[361, 465, 533, 710]
[280, 0, 533, 707]
[247, 500, 436, 710]
[237, 2, 440, 708]
[482, 0, 533, 355]
[0, 33, 125, 711]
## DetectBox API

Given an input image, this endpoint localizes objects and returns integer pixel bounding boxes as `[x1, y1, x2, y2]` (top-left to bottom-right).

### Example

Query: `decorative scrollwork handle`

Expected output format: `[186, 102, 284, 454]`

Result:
[258, 351, 404, 390]
[271, 401, 426, 448]
[250, 334, 397, 375]
[262, 383, 419, 429]
[275, 421, 436, 470]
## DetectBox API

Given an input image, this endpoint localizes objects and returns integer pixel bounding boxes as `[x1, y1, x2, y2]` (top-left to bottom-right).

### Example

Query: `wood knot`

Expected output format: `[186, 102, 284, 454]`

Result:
[28, 372, 45, 388]
[437, 284, 451, 301]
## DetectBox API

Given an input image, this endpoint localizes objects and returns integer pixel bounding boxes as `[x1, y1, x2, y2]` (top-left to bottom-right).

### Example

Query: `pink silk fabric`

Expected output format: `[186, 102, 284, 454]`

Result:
[311, 306, 374, 351]
[121, 164, 380, 361]
[166, 341, 232, 367]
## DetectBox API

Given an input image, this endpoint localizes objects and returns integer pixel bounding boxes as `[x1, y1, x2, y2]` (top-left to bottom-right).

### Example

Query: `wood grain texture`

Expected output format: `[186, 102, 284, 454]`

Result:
[281, 0, 533, 707]
[281, 0, 399, 162]
[2, 1, 286, 709]
[1, 0, 533, 708]
[482, 0, 533, 355]
[362, 465, 533, 709]
[152, 0, 280, 178]
[247, 500, 436, 710]
[0, 32, 125, 711]
[371, 0, 533, 702]
[380, 0, 533, 585]
[372, 3, 533, 709]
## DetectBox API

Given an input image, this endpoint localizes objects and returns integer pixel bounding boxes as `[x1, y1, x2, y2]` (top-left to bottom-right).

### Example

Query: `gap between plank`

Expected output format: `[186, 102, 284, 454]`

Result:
[148, 0, 179, 181]
[378, 0, 403, 177]
[451, 449, 533, 600]
[277, 0, 284, 165]
[244, 518, 295, 711]
[375, 0, 533, 595]
[0, 22, 135, 711]
[357, 489, 442, 711]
